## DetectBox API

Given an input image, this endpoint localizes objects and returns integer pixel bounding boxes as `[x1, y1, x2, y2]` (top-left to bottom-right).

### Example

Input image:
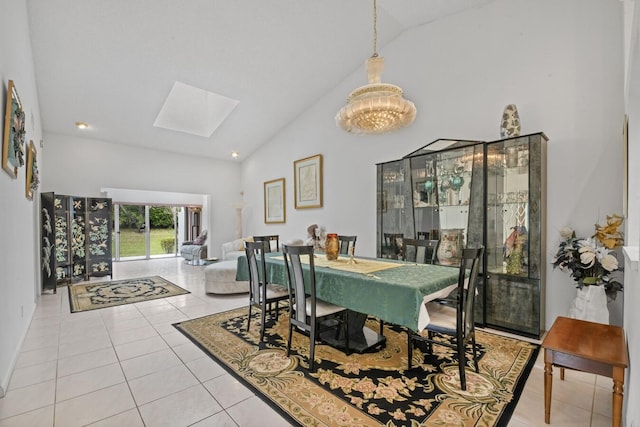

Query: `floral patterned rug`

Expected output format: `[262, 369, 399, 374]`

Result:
[68, 276, 189, 313]
[174, 307, 538, 426]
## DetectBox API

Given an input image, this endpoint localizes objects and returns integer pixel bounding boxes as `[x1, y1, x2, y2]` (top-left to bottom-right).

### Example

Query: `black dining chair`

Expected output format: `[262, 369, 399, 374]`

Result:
[407, 247, 484, 391]
[402, 238, 439, 264]
[282, 244, 350, 371]
[253, 235, 280, 253]
[382, 233, 404, 259]
[245, 241, 288, 342]
[338, 235, 357, 255]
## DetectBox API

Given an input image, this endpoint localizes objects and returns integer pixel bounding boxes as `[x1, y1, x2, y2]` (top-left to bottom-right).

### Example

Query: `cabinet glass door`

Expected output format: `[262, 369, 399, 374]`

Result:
[409, 155, 439, 241]
[486, 138, 530, 276]
[408, 143, 481, 266]
[377, 159, 413, 258]
[484, 133, 546, 337]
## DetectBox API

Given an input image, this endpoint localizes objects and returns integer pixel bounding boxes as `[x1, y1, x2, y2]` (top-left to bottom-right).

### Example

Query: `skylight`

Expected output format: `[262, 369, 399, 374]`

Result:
[153, 81, 239, 138]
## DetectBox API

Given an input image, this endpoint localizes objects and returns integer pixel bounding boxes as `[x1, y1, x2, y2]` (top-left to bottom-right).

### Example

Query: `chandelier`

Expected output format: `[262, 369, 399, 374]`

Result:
[335, 0, 416, 134]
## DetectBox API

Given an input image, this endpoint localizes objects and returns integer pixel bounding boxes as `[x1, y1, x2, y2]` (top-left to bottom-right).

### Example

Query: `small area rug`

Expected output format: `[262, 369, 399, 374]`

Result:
[174, 307, 538, 426]
[69, 276, 189, 313]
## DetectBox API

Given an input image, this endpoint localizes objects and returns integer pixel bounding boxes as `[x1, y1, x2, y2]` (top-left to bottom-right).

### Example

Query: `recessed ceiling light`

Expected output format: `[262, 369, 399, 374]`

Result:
[75, 122, 88, 129]
[231, 152, 239, 158]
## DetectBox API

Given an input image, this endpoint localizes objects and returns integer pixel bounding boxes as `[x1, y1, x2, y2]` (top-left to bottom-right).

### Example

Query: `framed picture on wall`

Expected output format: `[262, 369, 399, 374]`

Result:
[25, 140, 39, 200]
[264, 177, 286, 224]
[2, 80, 26, 178]
[294, 154, 323, 209]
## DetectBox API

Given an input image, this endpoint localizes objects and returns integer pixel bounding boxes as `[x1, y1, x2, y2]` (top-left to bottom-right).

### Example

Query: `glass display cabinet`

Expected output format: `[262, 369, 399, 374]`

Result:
[484, 133, 547, 337]
[376, 132, 547, 338]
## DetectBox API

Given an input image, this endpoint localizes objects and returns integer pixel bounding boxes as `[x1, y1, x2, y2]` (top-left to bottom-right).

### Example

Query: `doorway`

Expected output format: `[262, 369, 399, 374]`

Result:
[112, 204, 185, 260]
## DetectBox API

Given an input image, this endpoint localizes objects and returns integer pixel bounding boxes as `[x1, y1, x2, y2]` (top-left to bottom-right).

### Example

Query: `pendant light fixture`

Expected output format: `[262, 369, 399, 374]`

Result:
[335, 0, 416, 134]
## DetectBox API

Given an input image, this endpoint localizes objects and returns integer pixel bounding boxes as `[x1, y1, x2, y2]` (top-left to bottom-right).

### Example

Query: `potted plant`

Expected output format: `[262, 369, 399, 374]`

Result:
[552, 214, 624, 324]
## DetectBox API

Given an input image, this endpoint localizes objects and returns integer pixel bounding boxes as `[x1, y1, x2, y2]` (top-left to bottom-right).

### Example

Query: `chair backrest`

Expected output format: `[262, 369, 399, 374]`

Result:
[402, 238, 439, 264]
[282, 244, 316, 327]
[245, 241, 268, 304]
[338, 235, 357, 255]
[253, 235, 280, 253]
[417, 230, 439, 241]
[456, 247, 484, 339]
[383, 233, 404, 257]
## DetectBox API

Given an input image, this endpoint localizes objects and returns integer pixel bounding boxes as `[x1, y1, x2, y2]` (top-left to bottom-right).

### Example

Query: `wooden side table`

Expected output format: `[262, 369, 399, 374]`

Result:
[542, 316, 628, 426]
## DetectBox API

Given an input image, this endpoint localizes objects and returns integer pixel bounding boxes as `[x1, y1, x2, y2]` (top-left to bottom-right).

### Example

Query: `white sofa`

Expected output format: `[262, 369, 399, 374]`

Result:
[221, 237, 252, 261]
[204, 260, 249, 294]
[221, 237, 304, 260]
[208, 236, 304, 294]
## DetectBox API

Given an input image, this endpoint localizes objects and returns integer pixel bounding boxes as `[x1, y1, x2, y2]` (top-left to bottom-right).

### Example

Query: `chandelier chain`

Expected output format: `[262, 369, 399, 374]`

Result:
[372, 0, 378, 57]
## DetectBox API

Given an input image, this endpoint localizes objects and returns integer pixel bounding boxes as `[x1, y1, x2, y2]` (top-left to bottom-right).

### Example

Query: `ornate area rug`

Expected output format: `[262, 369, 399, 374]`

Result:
[174, 307, 538, 426]
[69, 276, 189, 313]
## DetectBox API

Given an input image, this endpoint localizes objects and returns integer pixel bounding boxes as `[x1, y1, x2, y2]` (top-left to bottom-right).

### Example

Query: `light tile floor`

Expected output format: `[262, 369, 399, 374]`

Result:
[0, 258, 614, 426]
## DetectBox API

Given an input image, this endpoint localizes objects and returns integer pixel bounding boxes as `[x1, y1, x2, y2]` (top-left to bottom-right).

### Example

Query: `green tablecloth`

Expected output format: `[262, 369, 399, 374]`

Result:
[236, 252, 460, 331]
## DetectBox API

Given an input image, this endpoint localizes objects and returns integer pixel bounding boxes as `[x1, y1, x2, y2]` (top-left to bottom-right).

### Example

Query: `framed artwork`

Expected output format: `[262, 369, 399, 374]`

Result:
[294, 154, 323, 209]
[25, 140, 39, 200]
[264, 178, 286, 224]
[2, 80, 26, 178]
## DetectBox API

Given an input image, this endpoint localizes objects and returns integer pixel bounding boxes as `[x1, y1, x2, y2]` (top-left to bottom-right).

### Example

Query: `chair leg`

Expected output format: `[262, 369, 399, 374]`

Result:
[457, 338, 467, 391]
[407, 330, 413, 369]
[259, 302, 267, 342]
[471, 334, 479, 373]
[286, 323, 294, 357]
[309, 324, 316, 372]
[247, 303, 253, 332]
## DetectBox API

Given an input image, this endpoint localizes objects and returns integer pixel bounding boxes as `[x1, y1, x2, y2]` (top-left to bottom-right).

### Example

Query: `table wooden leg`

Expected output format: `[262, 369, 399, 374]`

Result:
[612, 367, 624, 427]
[544, 355, 552, 424]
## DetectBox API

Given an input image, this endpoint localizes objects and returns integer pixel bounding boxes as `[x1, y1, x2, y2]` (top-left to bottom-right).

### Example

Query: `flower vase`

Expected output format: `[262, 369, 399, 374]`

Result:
[568, 285, 609, 324]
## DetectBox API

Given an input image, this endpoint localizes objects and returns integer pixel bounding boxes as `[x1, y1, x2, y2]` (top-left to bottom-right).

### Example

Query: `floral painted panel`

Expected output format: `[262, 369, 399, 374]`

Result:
[54, 196, 69, 264]
[89, 217, 109, 255]
[87, 198, 112, 277]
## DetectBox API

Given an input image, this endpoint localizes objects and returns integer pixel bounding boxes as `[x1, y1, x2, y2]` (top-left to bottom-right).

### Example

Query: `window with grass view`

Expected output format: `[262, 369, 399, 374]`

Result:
[112, 204, 181, 259]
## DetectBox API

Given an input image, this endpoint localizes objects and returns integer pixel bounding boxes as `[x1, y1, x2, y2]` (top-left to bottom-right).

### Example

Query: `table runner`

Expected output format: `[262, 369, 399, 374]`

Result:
[271, 254, 404, 274]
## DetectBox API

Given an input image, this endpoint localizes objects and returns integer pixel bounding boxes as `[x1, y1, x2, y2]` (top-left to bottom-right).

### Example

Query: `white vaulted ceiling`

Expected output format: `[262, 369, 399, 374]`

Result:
[26, 0, 495, 161]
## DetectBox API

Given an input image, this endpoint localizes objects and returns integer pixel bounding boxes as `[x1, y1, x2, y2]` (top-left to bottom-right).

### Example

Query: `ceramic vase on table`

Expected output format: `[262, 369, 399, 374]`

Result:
[325, 233, 339, 261]
[568, 284, 609, 324]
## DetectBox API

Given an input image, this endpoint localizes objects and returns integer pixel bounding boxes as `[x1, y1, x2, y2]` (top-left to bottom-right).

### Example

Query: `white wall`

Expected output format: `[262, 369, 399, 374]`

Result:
[0, 0, 43, 396]
[41, 133, 243, 259]
[622, 1, 640, 422]
[242, 0, 625, 330]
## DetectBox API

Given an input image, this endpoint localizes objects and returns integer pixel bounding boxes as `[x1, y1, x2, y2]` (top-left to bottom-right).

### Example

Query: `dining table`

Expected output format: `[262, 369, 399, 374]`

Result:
[236, 252, 461, 352]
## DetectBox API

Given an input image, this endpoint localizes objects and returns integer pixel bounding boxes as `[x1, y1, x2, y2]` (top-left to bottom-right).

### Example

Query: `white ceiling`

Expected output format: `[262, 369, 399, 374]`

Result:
[27, 0, 495, 162]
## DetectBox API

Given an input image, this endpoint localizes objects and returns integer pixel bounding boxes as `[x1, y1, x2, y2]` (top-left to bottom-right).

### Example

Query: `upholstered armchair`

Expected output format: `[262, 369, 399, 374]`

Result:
[180, 230, 208, 262]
